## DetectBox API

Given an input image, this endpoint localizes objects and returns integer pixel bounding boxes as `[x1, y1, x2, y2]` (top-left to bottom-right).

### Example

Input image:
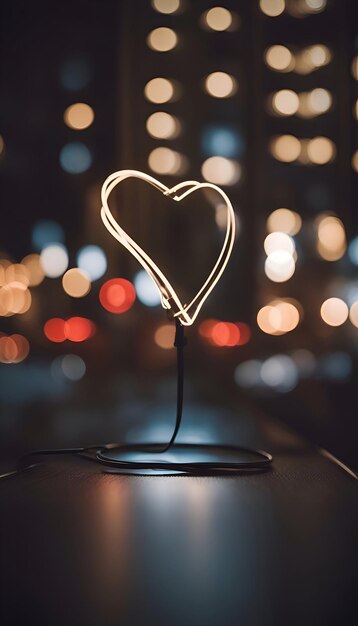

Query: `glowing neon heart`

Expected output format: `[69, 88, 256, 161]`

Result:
[100, 170, 236, 326]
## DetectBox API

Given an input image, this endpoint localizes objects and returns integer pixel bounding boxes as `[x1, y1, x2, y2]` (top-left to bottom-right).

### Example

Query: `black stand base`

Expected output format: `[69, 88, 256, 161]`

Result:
[80, 443, 273, 476]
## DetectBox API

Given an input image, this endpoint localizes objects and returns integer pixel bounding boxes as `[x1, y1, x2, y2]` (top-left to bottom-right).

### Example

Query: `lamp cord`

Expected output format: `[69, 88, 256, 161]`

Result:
[11, 317, 272, 476]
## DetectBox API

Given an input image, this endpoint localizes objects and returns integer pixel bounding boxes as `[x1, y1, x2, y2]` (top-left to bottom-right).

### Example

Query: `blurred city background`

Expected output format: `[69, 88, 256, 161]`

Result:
[0, 0, 357, 470]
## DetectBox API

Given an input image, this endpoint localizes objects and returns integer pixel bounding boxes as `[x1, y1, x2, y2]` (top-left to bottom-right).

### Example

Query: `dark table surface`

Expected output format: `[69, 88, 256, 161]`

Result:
[0, 410, 357, 626]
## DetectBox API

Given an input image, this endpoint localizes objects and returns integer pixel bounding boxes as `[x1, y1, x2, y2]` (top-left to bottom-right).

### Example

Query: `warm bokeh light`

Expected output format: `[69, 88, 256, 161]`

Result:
[316, 215, 346, 261]
[62, 268, 91, 298]
[154, 324, 175, 349]
[0, 135, 5, 157]
[63, 103, 94, 130]
[259, 0, 285, 17]
[21, 254, 45, 286]
[147, 27, 178, 52]
[271, 89, 299, 116]
[265, 250, 295, 282]
[0, 283, 31, 316]
[44, 318, 67, 343]
[65, 316, 95, 342]
[201, 156, 241, 185]
[199, 319, 250, 347]
[308, 88, 332, 114]
[146, 112, 181, 139]
[77, 245, 107, 281]
[320, 297, 348, 326]
[40, 243, 69, 278]
[267, 208, 302, 235]
[144, 77, 175, 103]
[295, 45, 332, 74]
[99, 278, 136, 314]
[205, 72, 237, 98]
[4, 263, 30, 286]
[307, 136, 335, 164]
[265, 45, 293, 72]
[270, 135, 301, 162]
[257, 299, 300, 335]
[148, 147, 185, 175]
[264, 232, 295, 256]
[151, 0, 180, 13]
[204, 7, 233, 31]
[349, 301, 358, 328]
[0, 334, 30, 364]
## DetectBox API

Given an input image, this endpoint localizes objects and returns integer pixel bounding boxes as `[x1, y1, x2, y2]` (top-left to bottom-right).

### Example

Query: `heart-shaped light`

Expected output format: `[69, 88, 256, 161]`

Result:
[100, 169, 236, 326]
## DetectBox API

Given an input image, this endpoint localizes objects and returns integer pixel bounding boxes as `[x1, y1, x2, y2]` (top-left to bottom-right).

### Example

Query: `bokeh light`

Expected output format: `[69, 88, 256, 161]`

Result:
[264, 45, 293, 72]
[151, 0, 180, 13]
[202, 126, 243, 158]
[4, 264, 30, 286]
[316, 215, 346, 261]
[146, 112, 181, 139]
[147, 27, 178, 52]
[59, 142, 92, 174]
[134, 270, 161, 307]
[264, 232, 295, 256]
[65, 317, 95, 342]
[259, 0, 285, 17]
[201, 156, 241, 185]
[265, 250, 295, 282]
[257, 299, 300, 335]
[261, 355, 298, 392]
[349, 301, 358, 328]
[0, 334, 30, 364]
[154, 324, 175, 349]
[99, 278, 136, 313]
[44, 318, 67, 343]
[271, 89, 299, 116]
[320, 297, 348, 326]
[60, 58, 91, 91]
[40, 243, 69, 278]
[205, 72, 237, 98]
[307, 136, 335, 164]
[270, 135, 301, 162]
[64, 103, 94, 130]
[77, 245, 107, 281]
[21, 254, 45, 286]
[148, 147, 186, 175]
[295, 45, 332, 74]
[266, 208, 302, 235]
[204, 7, 233, 31]
[32, 220, 64, 251]
[0, 283, 32, 316]
[199, 319, 251, 347]
[348, 236, 358, 265]
[144, 78, 175, 103]
[62, 268, 91, 298]
[61, 354, 86, 381]
[234, 360, 262, 388]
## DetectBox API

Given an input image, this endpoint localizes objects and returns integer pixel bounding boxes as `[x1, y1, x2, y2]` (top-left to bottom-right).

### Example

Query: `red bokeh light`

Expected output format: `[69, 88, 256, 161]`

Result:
[65, 317, 95, 342]
[199, 319, 251, 347]
[236, 322, 251, 346]
[0, 333, 30, 363]
[44, 318, 66, 343]
[99, 278, 136, 314]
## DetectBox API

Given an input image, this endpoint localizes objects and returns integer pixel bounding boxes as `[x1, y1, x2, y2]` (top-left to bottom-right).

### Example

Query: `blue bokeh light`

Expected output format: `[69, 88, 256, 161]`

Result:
[32, 220, 65, 251]
[348, 236, 358, 266]
[60, 58, 91, 91]
[77, 245, 107, 281]
[134, 270, 161, 307]
[202, 126, 244, 158]
[60, 142, 92, 174]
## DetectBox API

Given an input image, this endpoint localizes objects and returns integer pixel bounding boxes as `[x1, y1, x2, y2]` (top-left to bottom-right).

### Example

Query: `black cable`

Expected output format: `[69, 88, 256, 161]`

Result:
[160, 317, 187, 452]
[10, 317, 272, 477]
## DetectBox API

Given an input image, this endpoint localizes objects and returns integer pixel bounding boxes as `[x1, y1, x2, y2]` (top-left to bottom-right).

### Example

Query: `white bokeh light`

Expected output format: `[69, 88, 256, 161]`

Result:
[77, 245, 107, 281]
[40, 244, 69, 278]
[134, 270, 161, 306]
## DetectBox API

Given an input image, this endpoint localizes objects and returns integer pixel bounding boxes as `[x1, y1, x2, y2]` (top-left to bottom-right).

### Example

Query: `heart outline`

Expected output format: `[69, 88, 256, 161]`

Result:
[100, 169, 236, 326]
